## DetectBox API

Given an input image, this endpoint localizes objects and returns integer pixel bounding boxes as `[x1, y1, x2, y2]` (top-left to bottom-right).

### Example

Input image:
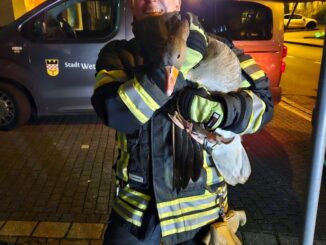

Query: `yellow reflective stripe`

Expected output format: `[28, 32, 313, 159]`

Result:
[250, 70, 265, 80]
[96, 69, 128, 81]
[204, 166, 213, 184]
[190, 26, 206, 42]
[203, 151, 213, 185]
[161, 208, 219, 237]
[116, 132, 127, 151]
[159, 200, 218, 219]
[118, 85, 149, 124]
[241, 90, 266, 134]
[119, 192, 147, 211]
[116, 198, 143, 217]
[189, 20, 207, 45]
[116, 132, 129, 181]
[157, 186, 227, 217]
[95, 69, 128, 89]
[124, 186, 151, 201]
[240, 59, 256, 69]
[112, 203, 142, 227]
[181, 48, 203, 75]
[240, 79, 251, 88]
[157, 190, 217, 209]
[116, 151, 129, 182]
[161, 207, 218, 227]
[132, 79, 160, 111]
[205, 166, 224, 186]
[116, 132, 121, 148]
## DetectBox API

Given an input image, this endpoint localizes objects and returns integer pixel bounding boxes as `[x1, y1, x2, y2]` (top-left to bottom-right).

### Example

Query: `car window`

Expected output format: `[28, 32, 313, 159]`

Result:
[292, 14, 302, 19]
[181, 0, 273, 41]
[21, 0, 118, 41]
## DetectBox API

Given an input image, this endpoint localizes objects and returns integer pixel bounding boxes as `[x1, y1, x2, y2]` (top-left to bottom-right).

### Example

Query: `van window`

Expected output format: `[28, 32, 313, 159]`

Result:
[22, 0, 118, 41]
[181, 1, 273, 41]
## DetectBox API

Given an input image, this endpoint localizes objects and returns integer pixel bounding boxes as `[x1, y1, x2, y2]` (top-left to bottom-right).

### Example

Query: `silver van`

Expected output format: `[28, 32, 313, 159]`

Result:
[0, 0, 285, 130]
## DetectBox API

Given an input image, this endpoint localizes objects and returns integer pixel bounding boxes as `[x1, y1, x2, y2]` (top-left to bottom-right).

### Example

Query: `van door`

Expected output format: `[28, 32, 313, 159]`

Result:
[21, 0, 125, 114]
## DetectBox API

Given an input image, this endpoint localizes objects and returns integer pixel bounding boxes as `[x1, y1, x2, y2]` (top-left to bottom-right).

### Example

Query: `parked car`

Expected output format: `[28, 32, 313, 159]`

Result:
[0, 0, 286, 130]
[284, 13, 318, 29]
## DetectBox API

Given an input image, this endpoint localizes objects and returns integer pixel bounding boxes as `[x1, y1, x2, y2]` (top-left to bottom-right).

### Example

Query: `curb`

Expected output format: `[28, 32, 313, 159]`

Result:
[284, 40, 324, 48]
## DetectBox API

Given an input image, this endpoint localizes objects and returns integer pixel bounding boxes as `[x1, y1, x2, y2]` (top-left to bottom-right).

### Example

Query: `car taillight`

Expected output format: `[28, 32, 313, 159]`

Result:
[281, 60, 286, 73]
[282, 45, 288, 58]
[281, 45, 287, 73]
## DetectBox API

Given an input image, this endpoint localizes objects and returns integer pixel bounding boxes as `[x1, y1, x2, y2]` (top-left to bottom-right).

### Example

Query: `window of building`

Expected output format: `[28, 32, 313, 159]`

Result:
[21, 0, 119, 41]
[181, 1, 273, 41]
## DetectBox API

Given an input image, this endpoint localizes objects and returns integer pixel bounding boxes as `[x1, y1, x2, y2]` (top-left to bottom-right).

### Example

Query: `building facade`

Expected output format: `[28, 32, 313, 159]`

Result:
[0, 0, 45, 26]
[287, 1, 326, 18]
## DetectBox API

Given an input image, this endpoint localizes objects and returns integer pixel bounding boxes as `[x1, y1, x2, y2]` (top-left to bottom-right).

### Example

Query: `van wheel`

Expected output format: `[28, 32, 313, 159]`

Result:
[306, 22, 316, 29]
[0, 83, 31, 130]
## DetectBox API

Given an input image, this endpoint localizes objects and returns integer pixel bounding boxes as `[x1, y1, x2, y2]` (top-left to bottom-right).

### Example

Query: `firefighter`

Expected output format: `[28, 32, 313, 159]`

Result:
[91, 0, 274, 244]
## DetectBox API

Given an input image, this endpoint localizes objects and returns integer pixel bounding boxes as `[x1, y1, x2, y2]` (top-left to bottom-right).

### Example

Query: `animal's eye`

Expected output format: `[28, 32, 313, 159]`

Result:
[177, 54, 180, 59]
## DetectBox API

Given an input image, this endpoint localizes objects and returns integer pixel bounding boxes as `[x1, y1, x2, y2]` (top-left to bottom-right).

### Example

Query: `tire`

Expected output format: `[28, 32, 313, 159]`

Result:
[306, 22, 316, 30]
[0, 83, 31, 130]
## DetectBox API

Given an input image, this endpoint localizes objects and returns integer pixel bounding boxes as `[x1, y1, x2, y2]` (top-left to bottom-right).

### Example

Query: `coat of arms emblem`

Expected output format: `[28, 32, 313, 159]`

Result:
[45, 59, 59, 76]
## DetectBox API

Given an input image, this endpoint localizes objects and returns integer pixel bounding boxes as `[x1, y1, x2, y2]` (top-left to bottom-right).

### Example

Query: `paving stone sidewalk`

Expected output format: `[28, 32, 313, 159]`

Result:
[0, 105, 325, 244]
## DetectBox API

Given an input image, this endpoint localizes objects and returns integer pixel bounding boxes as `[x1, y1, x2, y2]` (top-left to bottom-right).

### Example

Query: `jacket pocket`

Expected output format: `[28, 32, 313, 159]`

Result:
[128, 141, 150, 190]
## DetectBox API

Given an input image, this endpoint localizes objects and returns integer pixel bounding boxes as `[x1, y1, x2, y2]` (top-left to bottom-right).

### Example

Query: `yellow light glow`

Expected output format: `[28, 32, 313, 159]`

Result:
[12, 0, 45, 19]
[24, 0, 45, 11]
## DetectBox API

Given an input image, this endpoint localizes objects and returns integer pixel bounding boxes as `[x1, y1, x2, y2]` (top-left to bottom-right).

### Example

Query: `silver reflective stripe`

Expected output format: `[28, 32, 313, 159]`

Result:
[128, 173, 144, 183]
[140, 75, 169, 106]
[161, 207, 220, 237]
[112, 198, 144, 227]
[157, 194, 218, 216]
[122, 80, 154, 120]
[243, 63, 261, 77]
[242, 91, 266, 134]
[119, 189, 150, 211]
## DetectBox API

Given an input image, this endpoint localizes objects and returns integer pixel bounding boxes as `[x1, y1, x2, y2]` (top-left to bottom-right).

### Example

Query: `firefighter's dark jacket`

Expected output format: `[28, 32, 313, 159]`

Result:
[91, 14, 274, 244]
